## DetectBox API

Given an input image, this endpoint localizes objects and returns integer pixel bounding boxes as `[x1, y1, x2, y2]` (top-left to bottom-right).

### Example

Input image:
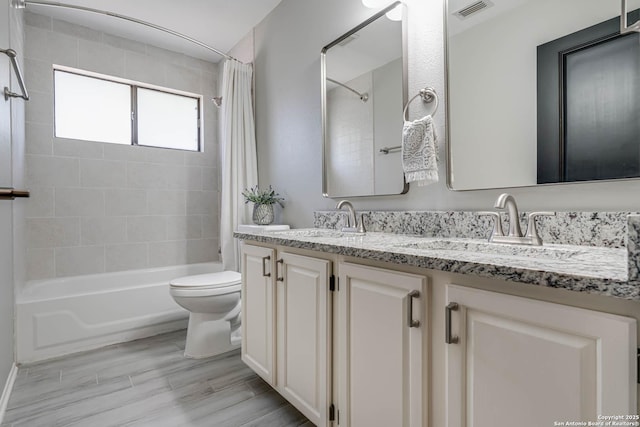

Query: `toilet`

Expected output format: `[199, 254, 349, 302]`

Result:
[169, 271, 242, 359]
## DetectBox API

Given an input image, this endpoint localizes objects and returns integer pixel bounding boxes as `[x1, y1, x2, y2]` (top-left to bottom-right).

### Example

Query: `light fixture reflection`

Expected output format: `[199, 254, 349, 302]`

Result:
[361, 0, 389, 7]
[385, 4, 403, 21]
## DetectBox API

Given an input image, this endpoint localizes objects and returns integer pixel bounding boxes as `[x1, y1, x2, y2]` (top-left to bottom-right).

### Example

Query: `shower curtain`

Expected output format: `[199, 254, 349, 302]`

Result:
[220, 60, 258, 272]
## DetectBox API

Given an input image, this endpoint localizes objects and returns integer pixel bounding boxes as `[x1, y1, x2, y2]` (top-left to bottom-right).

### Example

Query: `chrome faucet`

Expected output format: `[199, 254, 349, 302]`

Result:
[336, 200, 366, 234]
[479, 193, 554, 246]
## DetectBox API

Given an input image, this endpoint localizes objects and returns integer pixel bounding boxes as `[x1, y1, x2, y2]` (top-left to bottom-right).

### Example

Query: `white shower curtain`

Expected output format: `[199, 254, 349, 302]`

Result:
[220, 60, 258, 272]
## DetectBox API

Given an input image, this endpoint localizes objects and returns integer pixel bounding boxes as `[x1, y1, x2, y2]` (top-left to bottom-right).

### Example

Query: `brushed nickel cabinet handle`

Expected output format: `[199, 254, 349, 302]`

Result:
[446, 302, 459, 344]
[261, 256, 271, 277]
[276, 259, 284, 282]
[407, 290, 420, 328]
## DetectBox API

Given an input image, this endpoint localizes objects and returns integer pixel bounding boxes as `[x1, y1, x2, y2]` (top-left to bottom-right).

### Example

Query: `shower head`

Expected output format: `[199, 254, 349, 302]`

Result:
[212, 97, 223, 107]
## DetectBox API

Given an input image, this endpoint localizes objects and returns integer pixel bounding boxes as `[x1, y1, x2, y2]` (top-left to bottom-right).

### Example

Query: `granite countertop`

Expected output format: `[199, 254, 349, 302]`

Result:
[234, 228, 639, 301]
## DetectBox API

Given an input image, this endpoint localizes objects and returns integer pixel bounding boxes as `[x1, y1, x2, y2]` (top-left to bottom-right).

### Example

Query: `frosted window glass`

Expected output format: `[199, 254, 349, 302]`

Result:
[137, 88, 200, 151]
[54, 71, 131, 144]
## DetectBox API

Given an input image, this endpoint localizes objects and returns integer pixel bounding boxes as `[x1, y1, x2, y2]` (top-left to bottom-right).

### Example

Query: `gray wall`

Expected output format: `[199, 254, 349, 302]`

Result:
[23, 13, 221, 281]
[253, 0, 640, 229]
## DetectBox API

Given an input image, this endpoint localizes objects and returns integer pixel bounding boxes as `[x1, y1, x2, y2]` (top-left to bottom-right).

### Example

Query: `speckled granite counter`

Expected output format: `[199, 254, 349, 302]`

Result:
[234, 229, 639, 301]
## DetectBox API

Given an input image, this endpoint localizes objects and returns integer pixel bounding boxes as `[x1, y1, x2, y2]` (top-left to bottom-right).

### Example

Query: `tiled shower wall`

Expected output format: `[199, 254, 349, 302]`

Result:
[24, 12, 221, 280]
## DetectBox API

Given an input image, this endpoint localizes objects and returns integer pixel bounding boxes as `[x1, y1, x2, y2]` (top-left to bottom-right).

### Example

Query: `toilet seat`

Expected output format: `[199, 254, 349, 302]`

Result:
[170, 271, 241, 297]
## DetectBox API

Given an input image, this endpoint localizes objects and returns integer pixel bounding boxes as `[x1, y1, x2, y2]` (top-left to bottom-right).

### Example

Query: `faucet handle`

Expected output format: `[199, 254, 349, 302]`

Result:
[478, 211, 504, 239]
[356, 214, 366, 234]
[525, 211, 555, 245]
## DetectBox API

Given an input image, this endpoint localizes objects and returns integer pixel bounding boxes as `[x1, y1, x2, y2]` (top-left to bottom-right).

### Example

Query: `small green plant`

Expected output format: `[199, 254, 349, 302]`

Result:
[242, 185, 285, 207]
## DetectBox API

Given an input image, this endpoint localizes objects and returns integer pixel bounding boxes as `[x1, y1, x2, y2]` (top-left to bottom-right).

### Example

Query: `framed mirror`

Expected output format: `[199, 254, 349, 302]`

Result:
[321, 2, 408, 198]
[446, 0, 640, 190]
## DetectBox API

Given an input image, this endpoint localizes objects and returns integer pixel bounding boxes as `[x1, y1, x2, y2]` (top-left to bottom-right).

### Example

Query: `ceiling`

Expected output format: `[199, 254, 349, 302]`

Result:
[24, 0, 283, 62]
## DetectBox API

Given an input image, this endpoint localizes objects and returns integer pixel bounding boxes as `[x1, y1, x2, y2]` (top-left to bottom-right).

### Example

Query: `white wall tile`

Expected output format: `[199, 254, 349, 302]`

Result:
[165, 166, 202, 190]
[52, 18, 102, 42]
[25, 89, 52, 126]
[54, 188, 104, 217]
[201, 167, 218, 191]
[147, 190, 185, 215]
[54, 138, 104, 159]
[202, 215, 219, 239]
[123, 51, 166, 87]
[55, 246, 105, 277]
[78, 39, 125, 78]
[186, 239, 217, 264]
[26, 248, 55, 280]
[126, 162, 168, 189]
[127, 216, 167, 242]
[24, 18, 221, 280]
[165, 63, 201, 94]
[148, 241, 188, 267]
[104, 189, 147, 216]
[26, 155, 79, 187]
[105, 243, 148, 272]
[166, 215, 202, 240]
[27, 217, 80, 248]
[25, 12, 51, 30]
[25, 58, 53, 93]
[186, 191, 216, 215]
[25, 122, 53, 155]
[80, 158, 127, 188]
[25, 187, 54, 218]
[104, 34, 146, 55]
[81, 216, 127, 245]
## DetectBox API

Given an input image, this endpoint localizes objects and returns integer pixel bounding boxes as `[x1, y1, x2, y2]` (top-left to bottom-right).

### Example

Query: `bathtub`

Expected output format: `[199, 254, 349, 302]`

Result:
[16, 262, 223, 363]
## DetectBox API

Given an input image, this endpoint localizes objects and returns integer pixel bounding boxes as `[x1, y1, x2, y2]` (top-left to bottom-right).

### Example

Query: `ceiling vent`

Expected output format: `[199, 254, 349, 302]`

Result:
[454, 0, 494, 19]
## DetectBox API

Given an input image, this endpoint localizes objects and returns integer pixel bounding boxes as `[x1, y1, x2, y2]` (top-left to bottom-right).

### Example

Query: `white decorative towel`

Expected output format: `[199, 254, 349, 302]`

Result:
[402, 115, 438, 186]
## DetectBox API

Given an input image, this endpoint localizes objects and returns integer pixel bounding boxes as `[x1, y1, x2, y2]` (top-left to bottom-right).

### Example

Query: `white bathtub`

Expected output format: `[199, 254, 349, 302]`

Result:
[16, 262, 223, 363]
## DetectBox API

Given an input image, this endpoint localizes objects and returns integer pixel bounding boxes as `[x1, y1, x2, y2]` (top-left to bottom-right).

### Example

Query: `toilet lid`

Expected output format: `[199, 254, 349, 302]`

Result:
[170, 271, 242, 288]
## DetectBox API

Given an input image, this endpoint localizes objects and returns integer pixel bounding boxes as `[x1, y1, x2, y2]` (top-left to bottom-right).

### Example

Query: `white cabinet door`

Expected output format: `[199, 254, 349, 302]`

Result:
[276, 252, 331, 426]
[241, 244, 276, 384]
[337, 262, 427, 427]
[446, 285, 637, 427]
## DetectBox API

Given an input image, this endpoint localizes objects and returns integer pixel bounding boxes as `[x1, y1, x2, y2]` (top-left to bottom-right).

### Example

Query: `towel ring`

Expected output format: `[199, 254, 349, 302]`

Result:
[403, 87, 437, 121]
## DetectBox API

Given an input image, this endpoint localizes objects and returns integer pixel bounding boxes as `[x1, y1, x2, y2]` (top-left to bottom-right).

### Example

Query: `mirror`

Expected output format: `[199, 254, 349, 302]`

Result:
[446, 0, 640, 190]
[322, 2, 408, 198]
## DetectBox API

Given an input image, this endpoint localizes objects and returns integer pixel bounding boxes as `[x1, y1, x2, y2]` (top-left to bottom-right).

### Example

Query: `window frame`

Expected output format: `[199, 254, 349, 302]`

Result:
[53, 65, 203, 152]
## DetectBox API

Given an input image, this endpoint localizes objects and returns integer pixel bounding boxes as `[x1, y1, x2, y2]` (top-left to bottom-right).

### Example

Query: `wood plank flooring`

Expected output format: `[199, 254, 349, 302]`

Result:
[2, 330, 312, 427]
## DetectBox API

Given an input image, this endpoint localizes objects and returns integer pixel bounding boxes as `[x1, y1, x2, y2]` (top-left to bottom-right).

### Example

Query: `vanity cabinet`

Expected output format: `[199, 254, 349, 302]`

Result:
[241, 244, 332, 426]
[337, 262, 427, 427]
[241, 241, 638, 427]
[241, 244, 276, 384]
[444, 285, 637, 427]
[241, 244, 429, 427]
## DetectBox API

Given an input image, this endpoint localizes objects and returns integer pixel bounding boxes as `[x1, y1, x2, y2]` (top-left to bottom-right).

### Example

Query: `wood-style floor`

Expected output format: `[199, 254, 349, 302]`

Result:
[2, 330, 312, 427]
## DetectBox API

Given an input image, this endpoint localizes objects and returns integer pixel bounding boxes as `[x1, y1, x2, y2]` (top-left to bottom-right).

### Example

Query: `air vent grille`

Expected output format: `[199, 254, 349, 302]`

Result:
[454, 0, 493, 19]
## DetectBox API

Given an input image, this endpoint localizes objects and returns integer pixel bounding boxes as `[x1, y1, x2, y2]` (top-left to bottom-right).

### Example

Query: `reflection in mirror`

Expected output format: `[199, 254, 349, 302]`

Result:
[446, 0, 640, 190]
[322, 2, 408, 198]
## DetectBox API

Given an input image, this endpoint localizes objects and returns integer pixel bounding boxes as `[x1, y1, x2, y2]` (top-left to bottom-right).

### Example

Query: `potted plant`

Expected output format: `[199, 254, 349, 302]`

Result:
[242, 185, 285, 225]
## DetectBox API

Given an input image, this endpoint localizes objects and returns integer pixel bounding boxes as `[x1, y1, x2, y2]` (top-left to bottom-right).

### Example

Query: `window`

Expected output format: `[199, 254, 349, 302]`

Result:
[54, 68, 201, 151]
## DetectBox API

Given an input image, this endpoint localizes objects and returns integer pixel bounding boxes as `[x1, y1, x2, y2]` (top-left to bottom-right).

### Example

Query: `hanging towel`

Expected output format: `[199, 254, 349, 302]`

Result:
[402, 115, 438, 186]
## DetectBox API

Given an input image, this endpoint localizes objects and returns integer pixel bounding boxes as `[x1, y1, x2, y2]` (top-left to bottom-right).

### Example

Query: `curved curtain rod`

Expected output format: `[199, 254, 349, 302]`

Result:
[326, 77, 368, 102]
[12, 0, 243, 64]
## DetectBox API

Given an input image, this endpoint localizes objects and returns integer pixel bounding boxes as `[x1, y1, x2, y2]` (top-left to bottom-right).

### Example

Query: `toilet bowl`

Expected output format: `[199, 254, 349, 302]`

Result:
[169, 271, 242, 359]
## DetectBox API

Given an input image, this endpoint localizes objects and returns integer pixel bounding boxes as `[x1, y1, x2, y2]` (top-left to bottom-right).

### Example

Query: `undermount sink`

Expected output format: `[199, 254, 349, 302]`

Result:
[267, 228, 347, 238]
[396, 239, 586, 261]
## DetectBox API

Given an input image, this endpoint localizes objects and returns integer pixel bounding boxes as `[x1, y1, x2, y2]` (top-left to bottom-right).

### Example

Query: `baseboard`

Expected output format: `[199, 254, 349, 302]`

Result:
[0, 364, 18, 424]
